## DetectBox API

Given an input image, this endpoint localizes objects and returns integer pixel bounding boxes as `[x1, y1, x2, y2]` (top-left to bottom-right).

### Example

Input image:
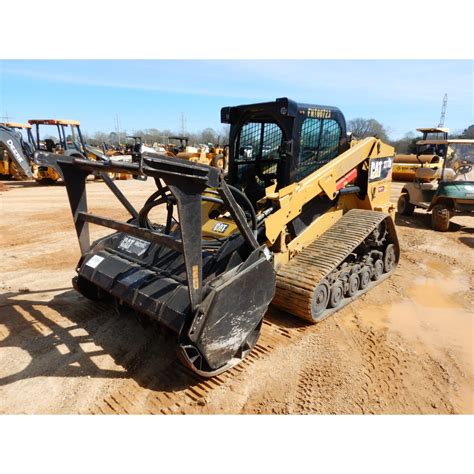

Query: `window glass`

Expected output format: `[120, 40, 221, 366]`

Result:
[296, 117, 341, 180]
[235, 121, 283, 185]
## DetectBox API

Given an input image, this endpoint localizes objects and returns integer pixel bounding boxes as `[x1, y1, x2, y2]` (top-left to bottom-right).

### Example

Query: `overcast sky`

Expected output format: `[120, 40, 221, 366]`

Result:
[1, 60, 472, 139]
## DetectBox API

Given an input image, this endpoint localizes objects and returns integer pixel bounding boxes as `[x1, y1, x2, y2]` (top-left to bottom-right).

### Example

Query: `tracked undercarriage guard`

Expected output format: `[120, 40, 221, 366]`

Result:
[58, 154, 275, 376]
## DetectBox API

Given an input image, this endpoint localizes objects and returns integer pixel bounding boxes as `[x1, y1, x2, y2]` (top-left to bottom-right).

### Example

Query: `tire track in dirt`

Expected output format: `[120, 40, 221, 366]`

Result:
[91, 314, 309, 414]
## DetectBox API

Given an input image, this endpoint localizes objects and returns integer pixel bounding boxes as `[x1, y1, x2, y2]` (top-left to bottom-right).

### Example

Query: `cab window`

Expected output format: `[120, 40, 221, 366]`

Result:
[295, 117, 341, 180]
[235, 121, 283, 186]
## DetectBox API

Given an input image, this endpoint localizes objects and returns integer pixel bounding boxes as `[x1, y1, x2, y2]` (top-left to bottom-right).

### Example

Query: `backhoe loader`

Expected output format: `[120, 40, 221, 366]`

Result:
[0, 122, 35, 180]
[59, 98, 399, 377]
[30, 119, 128, 182]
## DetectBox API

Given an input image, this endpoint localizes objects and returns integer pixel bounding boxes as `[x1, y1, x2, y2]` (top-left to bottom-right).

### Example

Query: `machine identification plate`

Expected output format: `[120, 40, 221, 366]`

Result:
[85, 255, 105, 269]
[307, 108, 332, 119]
[118, 236, 150, 256]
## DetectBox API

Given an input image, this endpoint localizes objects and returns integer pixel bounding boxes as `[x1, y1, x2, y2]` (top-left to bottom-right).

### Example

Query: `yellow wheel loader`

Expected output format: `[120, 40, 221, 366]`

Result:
[59, 98, 399, 377]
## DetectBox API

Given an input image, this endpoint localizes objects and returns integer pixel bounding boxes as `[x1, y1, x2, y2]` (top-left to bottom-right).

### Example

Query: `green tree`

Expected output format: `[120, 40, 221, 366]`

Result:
[462, 124, 474, 138]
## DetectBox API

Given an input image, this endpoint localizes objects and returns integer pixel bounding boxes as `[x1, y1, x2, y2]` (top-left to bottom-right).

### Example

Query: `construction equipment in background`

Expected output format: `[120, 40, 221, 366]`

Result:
[29, 119, 129, 182]
[59, 97, 399, 377]
[28, 119, 90, 183]
[0, 122, 35, 180]
[392, 127, 448, 181]
[398, 138, 474, 231]
[165, 135, 229, 171]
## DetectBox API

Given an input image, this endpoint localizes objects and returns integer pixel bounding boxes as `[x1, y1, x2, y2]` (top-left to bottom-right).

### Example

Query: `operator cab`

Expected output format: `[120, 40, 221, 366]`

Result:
[28, 119, 85, 155]
[416, 127, 449, 159]
[222, 98, 349, 206]
[169, 136, 189, 154]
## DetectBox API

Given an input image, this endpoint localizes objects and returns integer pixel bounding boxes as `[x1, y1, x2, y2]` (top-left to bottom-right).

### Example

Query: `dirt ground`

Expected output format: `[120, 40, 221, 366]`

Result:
[0, 178, 472, 414]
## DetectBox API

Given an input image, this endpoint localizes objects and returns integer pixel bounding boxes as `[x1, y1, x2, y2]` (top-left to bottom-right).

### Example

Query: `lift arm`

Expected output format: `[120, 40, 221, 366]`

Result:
[263, 137, 394, 244]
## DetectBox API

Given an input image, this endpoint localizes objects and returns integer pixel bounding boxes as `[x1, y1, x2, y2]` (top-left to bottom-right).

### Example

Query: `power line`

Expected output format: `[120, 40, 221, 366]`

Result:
[115, 114, 121, 144]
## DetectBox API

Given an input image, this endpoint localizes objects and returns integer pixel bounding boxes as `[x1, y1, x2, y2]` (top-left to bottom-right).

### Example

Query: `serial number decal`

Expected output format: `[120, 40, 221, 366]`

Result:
[307, 108, 332, 119]
[118, 236, 150, 256]
[369, 157, 393, 182]
[192, 265, 199, 290]
[85, 255, 104, 269]
[212, 222, 229, 233]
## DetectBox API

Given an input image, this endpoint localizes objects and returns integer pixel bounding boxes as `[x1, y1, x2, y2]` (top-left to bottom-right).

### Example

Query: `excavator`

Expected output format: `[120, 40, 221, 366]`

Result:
[58, 98, 399, 377]
[0, 122, 35, 180]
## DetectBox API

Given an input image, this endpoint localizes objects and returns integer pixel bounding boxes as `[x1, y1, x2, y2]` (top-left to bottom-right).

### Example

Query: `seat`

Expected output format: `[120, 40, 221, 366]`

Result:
[419, 182, 438, 191]
[415, 166, 441, 180]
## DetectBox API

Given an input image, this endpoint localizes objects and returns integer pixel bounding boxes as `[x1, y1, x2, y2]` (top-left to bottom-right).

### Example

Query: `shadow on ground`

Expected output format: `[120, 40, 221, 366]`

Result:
[0, 287, 303, 394]
[0, 288, 200, 392]
[395, 211, 472, 233]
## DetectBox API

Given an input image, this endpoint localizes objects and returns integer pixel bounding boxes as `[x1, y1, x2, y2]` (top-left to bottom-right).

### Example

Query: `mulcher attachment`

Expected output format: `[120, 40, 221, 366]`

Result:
[58, 153, 275, 377]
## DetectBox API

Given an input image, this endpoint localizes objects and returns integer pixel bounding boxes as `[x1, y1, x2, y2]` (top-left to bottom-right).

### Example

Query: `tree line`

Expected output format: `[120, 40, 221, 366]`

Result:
[347, 119, 474, 154]
[84, 126, 230, 148]
[83, 120, 474, 153]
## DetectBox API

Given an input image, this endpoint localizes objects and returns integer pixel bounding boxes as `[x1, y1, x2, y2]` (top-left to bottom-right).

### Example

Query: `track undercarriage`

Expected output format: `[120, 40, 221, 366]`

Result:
[273, 210, 399, 322]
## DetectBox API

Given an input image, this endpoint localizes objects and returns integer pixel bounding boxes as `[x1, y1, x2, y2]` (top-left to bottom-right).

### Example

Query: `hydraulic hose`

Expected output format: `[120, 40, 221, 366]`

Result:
[227, 184, 258, 233]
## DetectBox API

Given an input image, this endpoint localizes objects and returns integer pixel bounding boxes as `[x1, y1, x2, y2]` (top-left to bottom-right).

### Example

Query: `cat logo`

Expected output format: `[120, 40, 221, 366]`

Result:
[212, 222, 229, 233]
[369, 157, 393, 182]
[6, 139, 25, 164]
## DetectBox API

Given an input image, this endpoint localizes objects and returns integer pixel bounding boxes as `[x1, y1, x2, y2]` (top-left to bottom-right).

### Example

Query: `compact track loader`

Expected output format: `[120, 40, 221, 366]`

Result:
[59, 98, 399, 377]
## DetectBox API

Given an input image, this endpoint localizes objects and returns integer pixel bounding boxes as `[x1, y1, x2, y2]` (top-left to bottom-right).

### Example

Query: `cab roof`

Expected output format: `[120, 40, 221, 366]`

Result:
[28, 119, 81, 126]
[416, 127, 450, 134]
[221, 97, 344, 123]
[417, 139, 474, 145]
[0, 122, 32, 129]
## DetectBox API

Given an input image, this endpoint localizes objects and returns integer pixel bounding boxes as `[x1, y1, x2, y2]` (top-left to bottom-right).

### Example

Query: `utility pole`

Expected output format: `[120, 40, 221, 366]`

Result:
[115, 114, 121, 145]
[438, 93, 448, 128]
[0, 112, 13, 123]
[180, 112, 187, 136]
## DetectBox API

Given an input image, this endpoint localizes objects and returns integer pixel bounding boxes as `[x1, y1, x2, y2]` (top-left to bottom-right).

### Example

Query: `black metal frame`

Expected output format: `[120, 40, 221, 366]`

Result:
[58, 153, 259, 312]
[222, 97, 349, 189]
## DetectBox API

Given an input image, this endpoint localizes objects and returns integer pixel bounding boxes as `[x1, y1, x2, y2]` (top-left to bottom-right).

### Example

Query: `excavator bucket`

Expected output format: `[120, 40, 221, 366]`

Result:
[0, 125, 34, 179]
[58, 154, 275, 376]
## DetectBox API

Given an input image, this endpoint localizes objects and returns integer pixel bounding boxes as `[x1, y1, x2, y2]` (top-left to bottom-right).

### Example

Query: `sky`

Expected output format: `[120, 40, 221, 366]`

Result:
[0, 60, 472, 140]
